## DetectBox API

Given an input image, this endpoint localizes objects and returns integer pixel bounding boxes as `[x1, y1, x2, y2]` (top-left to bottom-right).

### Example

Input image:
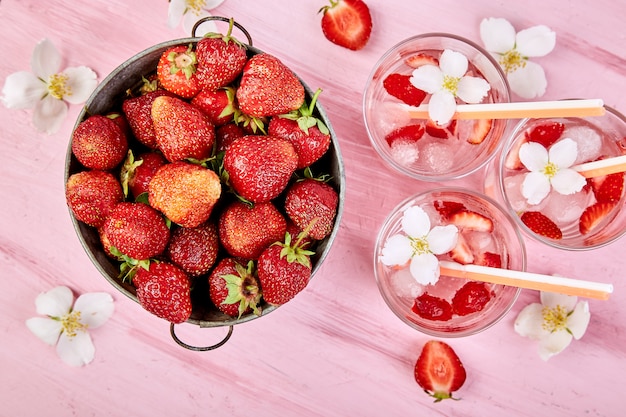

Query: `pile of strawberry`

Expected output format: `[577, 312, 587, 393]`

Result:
[65, 22, 340, 324]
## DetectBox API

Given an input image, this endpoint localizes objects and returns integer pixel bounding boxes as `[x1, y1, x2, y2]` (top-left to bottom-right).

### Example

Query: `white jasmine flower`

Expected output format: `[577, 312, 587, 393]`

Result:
[514, 291, 590, 361]
[519, 138, 587, 204]
[480, 17, 556, 99]
[1, 38, 98, 135]
[410, 49, 491, 126]
[168, 0, 226, 35]
[380, 206, 458, 286]
[25, 286, 114, 367]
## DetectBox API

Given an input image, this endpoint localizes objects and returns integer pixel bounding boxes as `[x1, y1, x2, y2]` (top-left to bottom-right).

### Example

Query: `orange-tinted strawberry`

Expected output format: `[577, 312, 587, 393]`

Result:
[66, 170, 123, 228]
[526, 121, 564, 148]
[236, 53, 305, 117]
[319, 0, 372, 51]
[224, 135, 298, 203]
[71, 115, 128, 170]
[218, 201, 287, 259]
[284, 178, 339, 240]
[166, 222, 219, 277]
[414, 340, 467, 402]
[120, 150, 167, 199]
[451, 281, 493, 316]
[467, 118, 493, 144]
[156, 44, 200, 99]
[208, 258, 262, 318]
[102, 202, 170, 260]
[122, 89, 175, 149]
[412, 293, 453, 321]
[579, 202, 616, 235]
[133, 261, 192, 323]
[382, 73, 427, 106]
[151, 95, 215, 162]
[404, 53, 439, 68]
[191, 87, 236, 126]
[148, 161, 221, 228]
[520, 211, 562, 239]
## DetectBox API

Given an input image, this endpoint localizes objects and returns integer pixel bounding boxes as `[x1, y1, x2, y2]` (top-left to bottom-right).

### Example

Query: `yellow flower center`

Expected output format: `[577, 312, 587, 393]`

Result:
[60, 310, 87, 339]
[541, 305, 570, 333]
[442, 75, 460, 96]
[410, 236, 431, 255]
[499, 49, 527, 74]
[47, 73, 71, 100]
[542, 161, 559, 178]
[185, 0, 207, 15]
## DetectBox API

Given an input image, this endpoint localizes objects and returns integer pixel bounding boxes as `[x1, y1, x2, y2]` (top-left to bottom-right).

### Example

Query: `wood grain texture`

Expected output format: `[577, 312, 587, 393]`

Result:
[0, 0, 624, 416]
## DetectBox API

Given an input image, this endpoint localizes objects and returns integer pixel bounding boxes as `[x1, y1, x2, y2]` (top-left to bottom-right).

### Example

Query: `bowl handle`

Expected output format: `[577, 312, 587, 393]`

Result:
[169, 323, 234, 351]
[191, 16, 253, 46]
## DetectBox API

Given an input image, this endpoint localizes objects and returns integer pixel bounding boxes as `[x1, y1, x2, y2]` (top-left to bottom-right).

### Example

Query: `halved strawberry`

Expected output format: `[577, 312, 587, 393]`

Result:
[579, 202, 616, 235]
[382, 73, 427, 106]
[404, 53, 439, 69]
[475, 251, 502, 268]
[520, 211, 562, 239]
[449, 233, 474, 265]
[594, 172, 625, 204]
[412, 293, 453, 321]
[467, 118, 493, 144]
[384, 124, 425, 146]
[319, 0, 372, 51]
[433, 200, 465, 220]
[451, 281, 493, 316]
[449, 210, 494, 232]
[414, 340, 467, 402]
[425, 118, 457, 139]
[504, 135, 527, 170]
[526, 121, 564, 148]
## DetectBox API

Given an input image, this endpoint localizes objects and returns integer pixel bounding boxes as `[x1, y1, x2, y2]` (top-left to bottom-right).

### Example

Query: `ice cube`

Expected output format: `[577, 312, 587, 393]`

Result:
[503, 173, 536, 212]
[377, 101, 412, 133]
[420, 140, 455, 172]
[541, 188, 593, 227]
[562, 125, 603, 164]
[390, 140, 419, 166]
[390, 267, 424, 299]
[466, 230, 496, 252]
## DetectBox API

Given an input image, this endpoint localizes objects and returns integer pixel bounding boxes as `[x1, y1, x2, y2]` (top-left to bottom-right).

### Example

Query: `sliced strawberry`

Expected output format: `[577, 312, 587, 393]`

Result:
[382, 73, 427, 106]
[520, 211, 562, 239]
[384, 123, 425, 146]
[412, 293, 453, 321]
[467, 118, 493, 144]
[504, 135, 528, 170]
[319, 0, 372, 51]
[475, 251, 502, 268]
[404, 53, 439, 68]
[449, 233, 474, 265]
[451, 281, 493, 316]
[579, 202, 616, 235]
[414, 340, 467, 402]
[425, 118, 457, 139]
[594, 172, 625, 203]
[449, 210, 494, 232]
[433, 200, 465, 220]
[526, 121, 565, 148]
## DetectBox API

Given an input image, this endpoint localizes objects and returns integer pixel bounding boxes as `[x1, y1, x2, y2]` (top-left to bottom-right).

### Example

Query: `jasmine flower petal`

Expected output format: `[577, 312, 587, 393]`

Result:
[183, 9, 215, 36]
[204, 0, 226, 7]
[31, 38, 61, 79]
[538, 330, 573, 361]
[33, 96, 67, 134]
[540, 291, 578, 311]
[56, 331, 95, 367]
[401, 206, 430, 237]
[35, 286, 74, 317]
[479, 17, 516, 54]
[551, 169, 586, 195]
[1, 71, 46, 109]
[25, 317, 63, 346]
[519, 141, 549, 171]
[409, 252, 440, 285]
[507, 61, 548, 99]
[167, 0, 187, 28]
[548, 138, 578, 168]
[380, 234, 413, 266]
[514, 303, 548, 340]
[568, 301, 591, 339]
[515, 25, 556, 57]
[522, 171, 551, 205]
[456, 76, 490, 103]
[63, 66, 98, 104]
[74, 292, 115, 328]
[428, 91, 457, 126]
[410, 65, 443, 94]
[427, 225, 459, 254]
[439, 49, 468, 78]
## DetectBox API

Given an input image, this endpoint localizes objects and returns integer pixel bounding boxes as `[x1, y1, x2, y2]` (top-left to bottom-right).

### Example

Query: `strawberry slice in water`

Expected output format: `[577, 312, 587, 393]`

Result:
[449, 233, 474, 265]
[579, 202, 616, 234]
[475, 251, 502, 268]
[425, 118, 457, 139]
[451, 281, 493, 316]
[382, 73, 427, 106]
[593, 172, 625, 204]
[520, 211, 562, 239]
[404, 53, 439, 69]
[467, 118, 492, 144]
[412, 293, 453, 321]
[434, 200, 466, 219]
[449, 210, 494, 232]
[526, 121, 565, 148]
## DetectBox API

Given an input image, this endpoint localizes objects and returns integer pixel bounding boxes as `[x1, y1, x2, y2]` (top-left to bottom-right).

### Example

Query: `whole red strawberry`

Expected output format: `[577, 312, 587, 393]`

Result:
[151, 95, 215, 162]
[268, 88, 331, 169]
[148, 161, 222, 228]
[257, 233, 314, 306]
[133, 261, 192, 323]
[122, 89, 175, 149]
[195, 19, 248, 91]
[156, 44, 200, 99]
[166, 222, 219, 277]
[236, 53, 305, 117]
[319, 0, 372, 51]
[66, 170, 124, 228]
[120, 150, 167, 199]
[223, 135, 298, 203]
[284, 178, 339, 240]
[218, 200, 287, 259]
[215, 123, 245, 152]
[191, 87, 236, 126]
[102, 202, 170, 260]
[415, 340, 467, 402]
[208, 258, 262, 318]
[71, 114, 128, 170]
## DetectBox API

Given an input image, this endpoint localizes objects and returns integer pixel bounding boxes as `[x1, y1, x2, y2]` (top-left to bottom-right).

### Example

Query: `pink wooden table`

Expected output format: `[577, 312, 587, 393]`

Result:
[1, 0, 624, 416]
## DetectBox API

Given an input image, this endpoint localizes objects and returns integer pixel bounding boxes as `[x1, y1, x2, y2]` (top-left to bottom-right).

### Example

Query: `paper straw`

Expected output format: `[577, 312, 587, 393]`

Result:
[408, 99, 605, 120]
[439, 261, 613, 300]
[572, 155, 626, 178]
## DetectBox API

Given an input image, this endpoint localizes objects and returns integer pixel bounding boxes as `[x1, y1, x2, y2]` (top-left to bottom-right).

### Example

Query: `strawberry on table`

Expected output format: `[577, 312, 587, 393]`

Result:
[151, 95, 216, 163]
[191, 86, 236, 126]
[284, 177, 339, 240]
[414, 340, 467, 402]
[66, 170, 124, 228]
[318, 0, 372, 51]
[412, 293, 453, 321]
[382, 73, 427, 107]
[520, 210, 562, 239]
[122, 88, 175, 149]
[208, 258, 262, 318]
[133, 261, 192, 324]
[156, 44, 200, 99]
[119, 150, 167, 200]
[71, 114, 128, 170]
[451, 281, 493, 316]
[236, 53, 305, 117]
[166, 222, 219, 277]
